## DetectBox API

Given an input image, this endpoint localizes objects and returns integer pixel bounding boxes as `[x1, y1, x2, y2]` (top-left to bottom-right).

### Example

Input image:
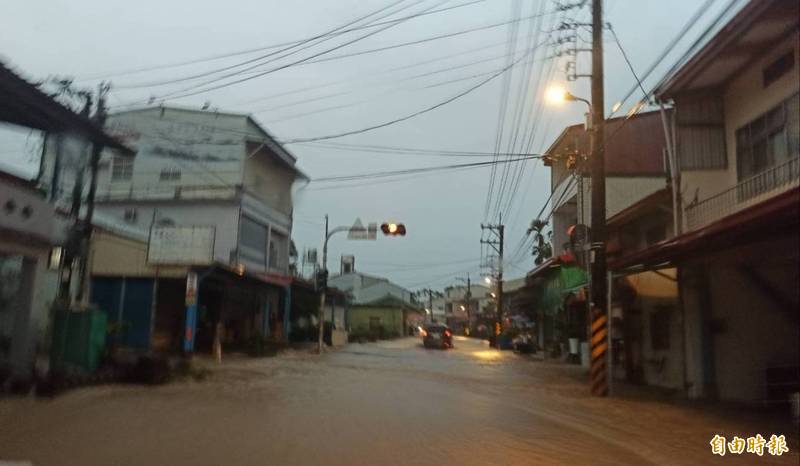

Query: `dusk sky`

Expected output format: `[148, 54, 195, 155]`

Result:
[1, 0, 738, 289]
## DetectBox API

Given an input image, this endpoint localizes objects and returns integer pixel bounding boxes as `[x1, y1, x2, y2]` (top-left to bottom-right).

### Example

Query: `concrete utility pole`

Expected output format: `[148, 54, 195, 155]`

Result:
[456, 273, 472, 334]
[589, 0, 609, 397]
[76, 81, 110, 304]
[417, 288, 436, 323]
[317, 215, 330, 354]
[480, 216, 504, 347]
[428, 290, 433, 323]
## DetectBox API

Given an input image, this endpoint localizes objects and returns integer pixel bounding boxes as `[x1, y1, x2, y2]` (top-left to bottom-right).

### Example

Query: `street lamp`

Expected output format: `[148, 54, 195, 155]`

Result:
[484, 276, 492, 285]
[545, 84, 592, 109]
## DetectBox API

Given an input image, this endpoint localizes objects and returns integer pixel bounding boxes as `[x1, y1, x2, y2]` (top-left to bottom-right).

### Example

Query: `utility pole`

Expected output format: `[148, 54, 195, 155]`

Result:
[428, 290, 433, 323]
[480, 215, 504, 347]
[457, 274, 472, 333]
[417, 288, 436, 323]
[76, 81, 110, 304]
[589, 0, 609, 397]
[317, 215, 330, 354]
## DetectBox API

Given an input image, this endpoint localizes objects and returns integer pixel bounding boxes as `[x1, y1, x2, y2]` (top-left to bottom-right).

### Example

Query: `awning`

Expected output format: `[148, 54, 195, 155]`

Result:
[0, 63, 135, 155]
[528, 263, 588, 316]
[610, 187, 800, 272]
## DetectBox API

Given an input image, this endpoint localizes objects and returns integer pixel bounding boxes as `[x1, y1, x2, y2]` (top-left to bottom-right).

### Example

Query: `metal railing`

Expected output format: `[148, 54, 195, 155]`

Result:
[96, 183, 242, 202]
[685, 156, 800, 231]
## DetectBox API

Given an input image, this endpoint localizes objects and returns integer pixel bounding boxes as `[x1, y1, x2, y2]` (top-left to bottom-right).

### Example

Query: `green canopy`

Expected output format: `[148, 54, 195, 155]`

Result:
[560, 265, 588, 294]
[531, 264, 588, 316]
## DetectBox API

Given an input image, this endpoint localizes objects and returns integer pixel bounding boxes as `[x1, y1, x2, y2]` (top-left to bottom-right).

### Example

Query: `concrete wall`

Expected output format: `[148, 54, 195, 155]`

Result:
[576, 177, 667, 225]
[624, 270, 684, 390]
[681, 234, 800, 401]
[100, 108, 247, 200]
[90, 230, 187, 278]
[549, 174, 665, 256]
[348, 307, 404, 338]
[96, 201, 240, 266]
[243, 153, 294, 217]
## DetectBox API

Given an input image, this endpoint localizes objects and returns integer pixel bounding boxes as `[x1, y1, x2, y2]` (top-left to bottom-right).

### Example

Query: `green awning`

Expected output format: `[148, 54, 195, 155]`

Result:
[560, 265, 588, 294]
[530, 264, 588, 315]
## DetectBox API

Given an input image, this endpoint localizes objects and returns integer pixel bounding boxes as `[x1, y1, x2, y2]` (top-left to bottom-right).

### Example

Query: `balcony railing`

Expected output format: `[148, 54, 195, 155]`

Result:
[685, 156, 800, 231]
[96, 183, 242, 202]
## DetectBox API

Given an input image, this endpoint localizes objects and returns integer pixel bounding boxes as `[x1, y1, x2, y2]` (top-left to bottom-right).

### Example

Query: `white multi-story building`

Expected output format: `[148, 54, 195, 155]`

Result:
[80, 106, 307, 276]
[36, 105, 307, 352]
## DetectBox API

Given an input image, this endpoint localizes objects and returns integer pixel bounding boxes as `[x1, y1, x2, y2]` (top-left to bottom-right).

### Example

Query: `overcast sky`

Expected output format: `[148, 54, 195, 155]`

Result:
[1, 0, 736, 290]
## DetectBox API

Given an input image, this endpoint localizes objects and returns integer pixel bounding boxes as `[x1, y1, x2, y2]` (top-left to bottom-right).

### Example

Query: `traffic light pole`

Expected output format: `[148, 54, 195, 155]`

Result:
[317, 216, 350, 354]
[316, 218, 406, 354]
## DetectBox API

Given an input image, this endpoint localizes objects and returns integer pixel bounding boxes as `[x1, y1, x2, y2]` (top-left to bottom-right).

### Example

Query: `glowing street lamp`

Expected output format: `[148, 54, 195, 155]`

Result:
[484, 276, 492, 285]
[546, 84, 593, 132]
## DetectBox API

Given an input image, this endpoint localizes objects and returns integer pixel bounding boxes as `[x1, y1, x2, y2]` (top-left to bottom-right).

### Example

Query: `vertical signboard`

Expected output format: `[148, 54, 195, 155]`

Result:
[183, 271, 198, 352]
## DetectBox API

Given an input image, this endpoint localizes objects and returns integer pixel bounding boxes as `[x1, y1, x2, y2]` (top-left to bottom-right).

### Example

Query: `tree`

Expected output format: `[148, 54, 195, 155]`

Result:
[527, 219, 553, 266]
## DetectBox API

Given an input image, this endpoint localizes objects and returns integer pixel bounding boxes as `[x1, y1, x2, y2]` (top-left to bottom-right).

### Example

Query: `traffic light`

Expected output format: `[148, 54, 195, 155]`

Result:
[315, 268, 329, 290]
[380, 222, 406, 236]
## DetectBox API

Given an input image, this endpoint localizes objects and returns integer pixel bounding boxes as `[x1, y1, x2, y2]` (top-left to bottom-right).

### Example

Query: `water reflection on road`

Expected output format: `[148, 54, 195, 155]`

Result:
[1, 337, 797, 466]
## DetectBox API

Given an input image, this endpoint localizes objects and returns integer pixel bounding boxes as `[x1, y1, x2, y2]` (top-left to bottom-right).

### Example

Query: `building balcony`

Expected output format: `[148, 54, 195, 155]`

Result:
[685, 156, 800, 231]
[96, 183, 243, 202]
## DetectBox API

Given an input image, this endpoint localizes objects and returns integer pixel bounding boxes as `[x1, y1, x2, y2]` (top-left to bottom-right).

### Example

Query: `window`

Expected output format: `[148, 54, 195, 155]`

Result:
[736, 93, 800, 181]
[123, 208, 137, 223]
[369, 317, 382, 330]
[159, 167, 181, 181]
[763, 50, 795, 88]
[111, 157, 133, 181]
[269, 230, 287, 270]
[650, 306, 671, 351]
[239, 217, 267, 263]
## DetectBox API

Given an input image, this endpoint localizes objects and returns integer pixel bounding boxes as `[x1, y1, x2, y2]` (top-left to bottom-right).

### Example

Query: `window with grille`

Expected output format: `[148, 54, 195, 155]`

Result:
[736, 92, 800, 181]
[239, 216, 267, 264]
[159, 167, 181, 181]
[111, 157, 133, 181]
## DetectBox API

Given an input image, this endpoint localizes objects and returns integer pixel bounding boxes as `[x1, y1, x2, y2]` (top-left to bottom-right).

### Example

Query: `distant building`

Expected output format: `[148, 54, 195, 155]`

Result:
[328, 271, 413, 305]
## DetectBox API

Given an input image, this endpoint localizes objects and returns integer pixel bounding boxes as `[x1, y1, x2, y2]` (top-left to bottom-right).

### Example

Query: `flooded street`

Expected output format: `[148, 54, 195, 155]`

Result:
[1, 337, 797, 466]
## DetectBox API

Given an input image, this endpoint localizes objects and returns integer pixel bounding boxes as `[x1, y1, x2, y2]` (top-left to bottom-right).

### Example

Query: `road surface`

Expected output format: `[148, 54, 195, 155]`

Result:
[1, 337, 797, 465]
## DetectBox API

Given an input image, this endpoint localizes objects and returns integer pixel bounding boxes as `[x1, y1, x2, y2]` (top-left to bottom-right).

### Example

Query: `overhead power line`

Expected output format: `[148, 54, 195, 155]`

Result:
[282, 38, 549, 144]
[113, 0, 424, 90]
[116, 0, 446, 105]
[608, 0, 718, 117]
[300, 141, 537, 157]
[85, 0, 485, 83]
[312, 154, 543, 183]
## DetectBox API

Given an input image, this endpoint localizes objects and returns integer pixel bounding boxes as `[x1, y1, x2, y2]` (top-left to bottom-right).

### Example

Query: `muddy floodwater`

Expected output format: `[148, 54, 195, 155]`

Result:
[1, 337, 797, 465]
